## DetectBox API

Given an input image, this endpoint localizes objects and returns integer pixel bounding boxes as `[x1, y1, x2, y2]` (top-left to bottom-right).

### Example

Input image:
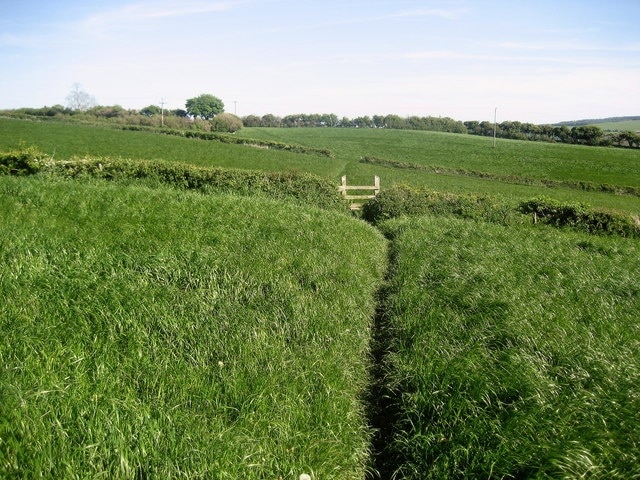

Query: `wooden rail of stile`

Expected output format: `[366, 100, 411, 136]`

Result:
[338, 175, 380, 210]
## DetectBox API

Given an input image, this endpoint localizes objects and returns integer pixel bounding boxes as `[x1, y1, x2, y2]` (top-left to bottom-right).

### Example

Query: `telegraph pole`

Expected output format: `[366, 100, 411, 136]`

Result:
[493, 107, 497, 148]
[234, 100, 237, 115]
[160, 98, 166, 127]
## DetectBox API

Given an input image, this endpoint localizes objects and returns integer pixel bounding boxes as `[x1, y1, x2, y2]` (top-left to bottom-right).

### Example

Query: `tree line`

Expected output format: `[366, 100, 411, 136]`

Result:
[464, 120, 639, 148]
[3, 85, 638, 148]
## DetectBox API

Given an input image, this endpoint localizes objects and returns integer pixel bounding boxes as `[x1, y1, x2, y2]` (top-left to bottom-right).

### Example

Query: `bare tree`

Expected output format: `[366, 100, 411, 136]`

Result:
[66, 83, 96, 112]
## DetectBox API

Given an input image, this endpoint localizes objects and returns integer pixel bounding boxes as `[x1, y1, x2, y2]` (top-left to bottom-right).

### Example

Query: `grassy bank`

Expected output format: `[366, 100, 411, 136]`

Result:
[0, 175, 387, 478]
[375, 215, 640, 479]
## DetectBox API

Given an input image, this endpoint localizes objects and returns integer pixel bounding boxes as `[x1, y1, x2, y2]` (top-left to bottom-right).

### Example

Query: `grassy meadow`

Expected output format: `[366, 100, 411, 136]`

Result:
[2, 117, 640, 215]
[376, 216, 640, 479]
[1, 116, 640, 478]
[0, 174, 387, 478]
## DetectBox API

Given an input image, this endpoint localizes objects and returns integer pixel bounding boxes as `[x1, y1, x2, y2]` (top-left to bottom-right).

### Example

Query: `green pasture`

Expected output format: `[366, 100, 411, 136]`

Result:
[376, 215, 640, 479]
[0, 175, 387, 478]
[589, 119, 640, 132]
[0, 118, 346, 178]
[1, 117, 640, 478]
[2, 118, 640, 214]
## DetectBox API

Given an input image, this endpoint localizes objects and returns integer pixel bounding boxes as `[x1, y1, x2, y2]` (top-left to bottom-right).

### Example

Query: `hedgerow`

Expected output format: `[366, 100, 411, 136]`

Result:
[518, 197, 640, 237]
[120, 125, 334, 157]
[0, 146, 347, 212]
[360, 156, 640, 197]
[362, 184, 640, 237]
[361, 184, 518, 226]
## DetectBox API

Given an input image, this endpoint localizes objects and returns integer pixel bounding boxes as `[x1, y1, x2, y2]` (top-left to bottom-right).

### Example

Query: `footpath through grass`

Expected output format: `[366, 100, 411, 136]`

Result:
[374, 215, 640, 479]
[0, 175, 387, 479]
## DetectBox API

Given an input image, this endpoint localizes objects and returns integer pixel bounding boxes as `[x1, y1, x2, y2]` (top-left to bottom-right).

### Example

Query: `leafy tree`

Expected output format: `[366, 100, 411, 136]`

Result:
[66, 83, 96, 112]
[185, 94, 224, 119]
[211, 113, 243, 133]
[242, 115, 261, 127]
[140, 105, 160, 116]
[260, 114, 281, 127]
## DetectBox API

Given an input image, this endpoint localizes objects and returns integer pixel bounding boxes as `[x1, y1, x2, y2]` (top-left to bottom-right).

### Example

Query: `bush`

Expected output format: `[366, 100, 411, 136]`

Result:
[26, 156, 348, 212]
[0, 144, 47, 175]
[361, 184, 517, 226]
[518, 197, 640, 237]
[210, 113, 243, 133]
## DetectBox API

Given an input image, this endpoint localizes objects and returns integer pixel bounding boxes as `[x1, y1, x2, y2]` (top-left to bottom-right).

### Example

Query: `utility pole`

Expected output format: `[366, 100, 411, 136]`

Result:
[234, 100, 237, 116]
[493, 107, 497, 148]
[160, 98, 166, 127]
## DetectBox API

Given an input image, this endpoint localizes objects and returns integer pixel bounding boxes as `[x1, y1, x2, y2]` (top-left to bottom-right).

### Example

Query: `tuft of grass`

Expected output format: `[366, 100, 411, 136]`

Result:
[0, 175, 387, 479]
[376, 215, 640, 479]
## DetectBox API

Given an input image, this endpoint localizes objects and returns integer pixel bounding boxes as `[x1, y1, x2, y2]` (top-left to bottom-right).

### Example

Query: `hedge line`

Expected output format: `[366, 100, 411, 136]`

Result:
[362, 184, 640, 237]
[0, 147, 347, 212]
[360, 156, 640, 197]
[120, 125, 334, 157]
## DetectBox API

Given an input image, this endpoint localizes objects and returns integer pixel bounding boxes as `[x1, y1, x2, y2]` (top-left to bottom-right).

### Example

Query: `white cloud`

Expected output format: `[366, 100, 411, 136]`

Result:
[78, 0, 246, 32]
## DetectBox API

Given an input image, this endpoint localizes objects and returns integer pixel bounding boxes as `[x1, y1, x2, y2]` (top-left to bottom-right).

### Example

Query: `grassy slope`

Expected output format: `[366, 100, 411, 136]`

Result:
[239, 127, 640, 215]
[589, 120, 640, 132]
[2, 118, 640, 214]
[377, 216, 640, 479]
[0, 175, 387, 479]
[0, 118, 346, 178]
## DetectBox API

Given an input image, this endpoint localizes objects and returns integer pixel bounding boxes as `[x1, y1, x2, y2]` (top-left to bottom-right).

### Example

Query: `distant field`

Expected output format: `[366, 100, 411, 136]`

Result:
[0, 174, 387, 478]
[589, 120, 640, 132]
[2, 118, 640, 215]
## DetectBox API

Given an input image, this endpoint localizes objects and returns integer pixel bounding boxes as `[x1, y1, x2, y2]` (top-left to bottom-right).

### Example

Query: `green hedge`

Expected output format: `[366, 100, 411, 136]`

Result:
[0, 144, 46, 175]
[519, 197, 640, 237]
[121, 125, 334, 157]
[362, 184, 640, 237]
[360, 156, 640, 197]
[0, 147, 347, 212]
[361, 184, 517, 226]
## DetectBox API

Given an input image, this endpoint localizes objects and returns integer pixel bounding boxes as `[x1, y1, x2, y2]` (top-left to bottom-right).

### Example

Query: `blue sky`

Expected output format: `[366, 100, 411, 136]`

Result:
[1, 0, 638, 123]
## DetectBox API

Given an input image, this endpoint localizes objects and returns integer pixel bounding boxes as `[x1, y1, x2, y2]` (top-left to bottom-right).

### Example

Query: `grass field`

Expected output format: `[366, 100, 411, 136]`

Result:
[0, 174, 387, 478]
[1, 117, 640, 478]
[3, 117, 640, 215]
[589, 120, 640, 132]
[376, 215, 640, 479]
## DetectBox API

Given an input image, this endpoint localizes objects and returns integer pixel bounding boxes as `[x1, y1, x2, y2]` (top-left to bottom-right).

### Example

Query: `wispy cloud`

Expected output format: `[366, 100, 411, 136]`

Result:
[389, 7, 469, 20]
[79, 0, 246, 31]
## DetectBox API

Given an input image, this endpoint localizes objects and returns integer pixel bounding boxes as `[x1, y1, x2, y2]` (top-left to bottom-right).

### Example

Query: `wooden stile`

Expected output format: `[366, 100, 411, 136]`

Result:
[338, 175, 380, 210]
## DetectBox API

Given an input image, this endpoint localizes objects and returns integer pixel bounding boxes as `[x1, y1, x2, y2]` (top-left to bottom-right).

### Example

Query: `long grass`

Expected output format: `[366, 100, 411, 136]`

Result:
[376, 215, 640, 479]
[0, 175, 387, 478]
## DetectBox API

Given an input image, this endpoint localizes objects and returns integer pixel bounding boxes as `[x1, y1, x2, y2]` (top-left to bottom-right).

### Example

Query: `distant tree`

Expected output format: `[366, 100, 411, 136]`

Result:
[140, 105, 160, 116]
[211, 113, 243, 133]
[171, 109, 188, 118]
[185, 94, 224, 119]
[373, 115, 386, 128]
[260, 114, 281, 127]
[242, 114, 261, 127]
[66, 83, 96, 112]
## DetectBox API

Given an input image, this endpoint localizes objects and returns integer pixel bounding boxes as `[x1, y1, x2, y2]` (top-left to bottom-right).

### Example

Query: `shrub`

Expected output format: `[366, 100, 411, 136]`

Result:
[361, 184, 517, 226]
[518, 197, 640, 237]
[210, 113, 243, 133]
[27, 156, 347, 212]
[0, 144, 47, 175]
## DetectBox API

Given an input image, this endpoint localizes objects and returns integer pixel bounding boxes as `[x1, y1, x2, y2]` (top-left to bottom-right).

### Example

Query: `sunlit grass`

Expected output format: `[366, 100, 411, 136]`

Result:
[377, 215, 640, 479]
[0, 175, 387, 478]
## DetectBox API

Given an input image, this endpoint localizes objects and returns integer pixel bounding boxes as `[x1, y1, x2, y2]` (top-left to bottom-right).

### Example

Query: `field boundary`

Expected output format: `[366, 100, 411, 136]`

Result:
[339, 175, 380, 210]
[360, 156, 640, 198]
